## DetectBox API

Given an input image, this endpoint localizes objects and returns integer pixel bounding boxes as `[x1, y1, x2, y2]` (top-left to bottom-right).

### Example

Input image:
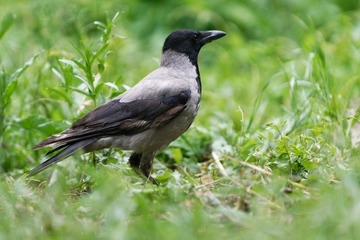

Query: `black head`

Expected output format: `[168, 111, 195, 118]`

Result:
[162, 29, 226, 63]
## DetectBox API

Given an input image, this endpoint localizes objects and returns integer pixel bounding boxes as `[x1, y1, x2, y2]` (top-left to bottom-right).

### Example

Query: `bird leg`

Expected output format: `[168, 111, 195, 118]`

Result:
[129, 152, 142, 168]
[140, 153, 159, 186]
[129, 152, 158, 185]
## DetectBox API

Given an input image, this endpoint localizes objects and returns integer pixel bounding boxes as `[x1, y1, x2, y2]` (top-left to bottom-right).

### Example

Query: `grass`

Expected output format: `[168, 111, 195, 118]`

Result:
[1, 0, 360, 239]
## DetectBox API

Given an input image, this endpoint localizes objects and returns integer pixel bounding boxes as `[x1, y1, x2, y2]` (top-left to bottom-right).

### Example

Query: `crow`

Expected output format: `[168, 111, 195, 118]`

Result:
[29, 29, 226, 184]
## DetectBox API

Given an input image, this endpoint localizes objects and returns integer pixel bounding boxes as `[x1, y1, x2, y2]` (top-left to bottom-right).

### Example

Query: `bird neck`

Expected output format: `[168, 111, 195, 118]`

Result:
[160, 50, 201, 93]
[161, 49, 197, 65]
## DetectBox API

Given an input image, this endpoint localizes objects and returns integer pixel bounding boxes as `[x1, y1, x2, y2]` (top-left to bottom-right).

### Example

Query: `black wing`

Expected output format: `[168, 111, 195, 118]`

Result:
[34, 90, 191, 150]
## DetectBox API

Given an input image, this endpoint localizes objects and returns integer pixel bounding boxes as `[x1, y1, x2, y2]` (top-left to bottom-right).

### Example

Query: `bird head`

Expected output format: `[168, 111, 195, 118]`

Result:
[162, 29, 226, 61]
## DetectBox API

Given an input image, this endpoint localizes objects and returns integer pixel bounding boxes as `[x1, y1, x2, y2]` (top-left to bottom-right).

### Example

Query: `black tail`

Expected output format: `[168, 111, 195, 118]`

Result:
[27, 138, 97, 176]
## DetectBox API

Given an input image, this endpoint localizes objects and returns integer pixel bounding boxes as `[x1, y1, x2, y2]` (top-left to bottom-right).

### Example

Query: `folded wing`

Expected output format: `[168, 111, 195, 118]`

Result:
[34, 89, 191, 150]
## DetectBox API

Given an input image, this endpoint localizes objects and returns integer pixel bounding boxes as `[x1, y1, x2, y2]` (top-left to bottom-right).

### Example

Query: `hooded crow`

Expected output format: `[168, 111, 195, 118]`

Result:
[29, 29, 226, 184]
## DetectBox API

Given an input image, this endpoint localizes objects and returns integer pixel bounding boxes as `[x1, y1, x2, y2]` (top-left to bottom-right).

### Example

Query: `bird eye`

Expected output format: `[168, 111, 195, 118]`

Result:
[193, 33, 199, 39]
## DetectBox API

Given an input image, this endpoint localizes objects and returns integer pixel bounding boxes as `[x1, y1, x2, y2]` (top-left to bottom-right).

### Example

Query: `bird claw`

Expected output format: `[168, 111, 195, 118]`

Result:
[147, 176, 159, 186]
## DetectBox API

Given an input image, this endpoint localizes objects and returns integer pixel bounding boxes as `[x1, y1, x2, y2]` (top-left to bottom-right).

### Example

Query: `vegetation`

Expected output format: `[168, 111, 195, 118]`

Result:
[1, 0, 360, 239]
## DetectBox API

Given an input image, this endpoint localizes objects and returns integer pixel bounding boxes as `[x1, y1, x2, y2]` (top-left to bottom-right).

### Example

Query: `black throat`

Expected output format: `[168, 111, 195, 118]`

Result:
[187, 51, 202, 94]
[194, 63, 201, 94]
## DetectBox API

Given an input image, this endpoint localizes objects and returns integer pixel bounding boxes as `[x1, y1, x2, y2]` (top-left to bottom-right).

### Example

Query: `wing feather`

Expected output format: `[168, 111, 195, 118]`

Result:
[34, 90, 191, 150]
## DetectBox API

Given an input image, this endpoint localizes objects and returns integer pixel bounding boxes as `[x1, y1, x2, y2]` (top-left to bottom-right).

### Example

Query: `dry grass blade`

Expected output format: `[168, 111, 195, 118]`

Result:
[224, 154, 272, 175]
[212, 151, 229, 177]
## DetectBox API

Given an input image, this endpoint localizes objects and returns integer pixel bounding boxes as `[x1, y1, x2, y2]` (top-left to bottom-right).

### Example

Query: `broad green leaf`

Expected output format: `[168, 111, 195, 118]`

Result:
[94, 82, 104, 95]
[172, 148, 183, 164]
[0, 12, 16, 40]
[90, 43, 108, 66]
[104, 82, 119, 91]
[3, 52, 41, 106]
[94, 21, 107, 30]
[98, 62, 105, 73]
[59, 59, 78, 68]
[3, 80, 17, 106]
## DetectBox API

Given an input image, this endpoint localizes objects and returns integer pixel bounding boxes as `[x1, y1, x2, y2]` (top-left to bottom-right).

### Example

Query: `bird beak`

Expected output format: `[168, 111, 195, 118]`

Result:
[200, 30, 227, 45]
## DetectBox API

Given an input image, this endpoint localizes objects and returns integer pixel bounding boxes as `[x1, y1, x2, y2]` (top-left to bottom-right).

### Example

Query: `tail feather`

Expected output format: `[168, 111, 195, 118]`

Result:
[28, 138, 97, 176]
[44, 143, 70, 156]
[34, 129, 102, 150]
[33, 132, 71, 150]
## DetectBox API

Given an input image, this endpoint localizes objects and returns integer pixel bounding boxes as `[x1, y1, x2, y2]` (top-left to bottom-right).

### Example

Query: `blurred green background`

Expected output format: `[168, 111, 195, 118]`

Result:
[1, 0, 360, 239]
